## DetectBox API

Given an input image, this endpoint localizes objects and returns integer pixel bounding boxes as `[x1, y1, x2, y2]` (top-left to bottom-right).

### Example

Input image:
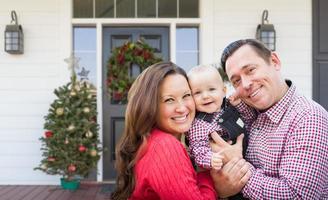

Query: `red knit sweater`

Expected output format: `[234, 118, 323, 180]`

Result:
[129, 128, 217, 200]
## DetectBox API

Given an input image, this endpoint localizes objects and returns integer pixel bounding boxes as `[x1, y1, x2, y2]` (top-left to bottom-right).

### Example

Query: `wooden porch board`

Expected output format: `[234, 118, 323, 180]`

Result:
[0, 183, 112, 200]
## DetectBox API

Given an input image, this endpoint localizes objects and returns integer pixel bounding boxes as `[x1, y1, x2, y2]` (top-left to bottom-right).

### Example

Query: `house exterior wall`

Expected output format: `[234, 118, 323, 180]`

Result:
[0, 0, 312, 184]
[211, 0, 312, 98]
[0, 0, 71, 184]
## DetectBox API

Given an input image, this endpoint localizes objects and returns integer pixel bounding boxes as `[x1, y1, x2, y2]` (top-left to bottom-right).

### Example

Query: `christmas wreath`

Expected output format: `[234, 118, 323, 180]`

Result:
[107, 40, 162, 104]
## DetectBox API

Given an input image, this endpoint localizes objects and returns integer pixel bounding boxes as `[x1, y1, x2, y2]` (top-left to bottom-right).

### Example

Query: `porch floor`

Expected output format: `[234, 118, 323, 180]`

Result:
[0, 183, 113, 200]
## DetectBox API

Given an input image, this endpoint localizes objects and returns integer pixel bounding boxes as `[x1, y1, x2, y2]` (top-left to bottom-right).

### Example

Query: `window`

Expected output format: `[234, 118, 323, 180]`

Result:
[176, 27, 199, 72]
[96, 0, 114, 18]
[73, 0, 198, 18]
[73, 27, 97, 86]
[137, 0, 156, 18]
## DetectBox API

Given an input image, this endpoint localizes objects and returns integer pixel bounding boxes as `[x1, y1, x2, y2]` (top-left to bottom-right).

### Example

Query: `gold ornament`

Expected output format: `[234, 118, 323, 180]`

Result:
[85, 130, 93, 138]
[83, 107, 90, 113]
[87, 94, 92, 99]
[67, 124, 75, 131]
[70, 90, 77, 96]
[74, 84, 81, 91]
[41, 164, 47, 170]
[90, 149, 97, 157]
[56, 107, 64, 116]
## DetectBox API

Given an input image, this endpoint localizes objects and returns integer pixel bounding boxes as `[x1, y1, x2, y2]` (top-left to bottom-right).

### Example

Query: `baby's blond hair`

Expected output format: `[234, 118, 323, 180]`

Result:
[188, 65, 223, 83]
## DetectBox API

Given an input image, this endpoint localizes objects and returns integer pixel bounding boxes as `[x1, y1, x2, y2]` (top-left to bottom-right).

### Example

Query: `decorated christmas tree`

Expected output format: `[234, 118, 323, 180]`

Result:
[35, 55, 101, 187]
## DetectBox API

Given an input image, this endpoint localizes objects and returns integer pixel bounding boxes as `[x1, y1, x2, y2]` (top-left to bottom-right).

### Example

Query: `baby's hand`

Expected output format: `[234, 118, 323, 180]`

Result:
[228, 92, 241, 106]
[211, 152, 223, 171]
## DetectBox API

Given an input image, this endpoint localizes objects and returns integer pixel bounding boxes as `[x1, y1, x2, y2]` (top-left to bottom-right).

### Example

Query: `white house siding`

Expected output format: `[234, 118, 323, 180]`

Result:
[0, 0, 312, 184]
[212, 0, 312, 98]
[0, 0, 71, 184]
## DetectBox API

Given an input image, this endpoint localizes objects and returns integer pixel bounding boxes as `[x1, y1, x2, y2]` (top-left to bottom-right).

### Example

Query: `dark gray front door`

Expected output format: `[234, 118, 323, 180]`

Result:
[313, 0, 328, 110]
[102, 27, 169, 180]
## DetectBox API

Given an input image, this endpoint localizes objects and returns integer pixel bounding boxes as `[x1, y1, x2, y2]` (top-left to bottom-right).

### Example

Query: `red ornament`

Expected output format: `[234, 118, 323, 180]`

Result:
[48, 157, 55, 162]
[45, 131, 53, 138]
[68, 164, 76, 172]
[78, 145, 86, 152]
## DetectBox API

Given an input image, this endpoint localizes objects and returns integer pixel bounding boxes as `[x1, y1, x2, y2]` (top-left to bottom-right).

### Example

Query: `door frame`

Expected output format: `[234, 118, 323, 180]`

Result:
[313, 0, 328, 110]
[71, 0, 215, 182]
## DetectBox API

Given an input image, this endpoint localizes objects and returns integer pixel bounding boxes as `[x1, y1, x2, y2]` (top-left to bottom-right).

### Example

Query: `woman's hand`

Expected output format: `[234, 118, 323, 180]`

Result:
[210, 157, 251, 198]
[210, 132, 243, 164]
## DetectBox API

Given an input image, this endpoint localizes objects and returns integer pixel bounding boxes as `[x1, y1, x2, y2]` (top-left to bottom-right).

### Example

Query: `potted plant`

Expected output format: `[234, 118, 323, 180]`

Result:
[35, 74, 101, 191]
[107, 40, 162, 104]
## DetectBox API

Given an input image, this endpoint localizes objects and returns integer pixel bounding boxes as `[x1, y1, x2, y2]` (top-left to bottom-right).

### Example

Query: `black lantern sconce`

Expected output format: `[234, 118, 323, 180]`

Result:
[4, 11, 24, 54]
[256, 10, 276, 51]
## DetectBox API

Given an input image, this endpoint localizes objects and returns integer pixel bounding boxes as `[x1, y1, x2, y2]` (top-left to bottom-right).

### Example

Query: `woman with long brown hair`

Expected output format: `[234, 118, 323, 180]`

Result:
[111, 62, 217, 200]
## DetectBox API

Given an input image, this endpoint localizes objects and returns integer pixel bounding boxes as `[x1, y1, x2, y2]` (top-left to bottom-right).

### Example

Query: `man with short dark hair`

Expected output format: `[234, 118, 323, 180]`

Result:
[213, 39, 328, 199]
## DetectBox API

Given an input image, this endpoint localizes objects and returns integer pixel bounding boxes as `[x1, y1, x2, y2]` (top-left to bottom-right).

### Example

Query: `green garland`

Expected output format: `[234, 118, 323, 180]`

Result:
[106, 40, 162, 104]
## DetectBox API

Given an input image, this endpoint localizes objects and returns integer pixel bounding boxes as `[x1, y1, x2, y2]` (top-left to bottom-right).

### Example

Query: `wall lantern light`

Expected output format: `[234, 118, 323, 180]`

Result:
[256, 10, 276, 51]
[4, 11, 24, 54]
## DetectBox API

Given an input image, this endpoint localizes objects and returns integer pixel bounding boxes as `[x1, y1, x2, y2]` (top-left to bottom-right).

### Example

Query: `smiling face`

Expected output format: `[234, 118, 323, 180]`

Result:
[188, 68, 226, 113]
[225, 45, 287, 111]
[156, 74, 195, 137]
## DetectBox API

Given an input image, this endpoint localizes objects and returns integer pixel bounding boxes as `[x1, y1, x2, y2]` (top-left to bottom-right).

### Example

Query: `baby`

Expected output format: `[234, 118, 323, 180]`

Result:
[187, 65, 229, 171]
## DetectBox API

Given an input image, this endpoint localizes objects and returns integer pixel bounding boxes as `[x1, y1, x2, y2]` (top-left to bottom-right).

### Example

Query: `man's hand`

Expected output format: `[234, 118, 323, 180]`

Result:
[211, 157, 251, 198]
[210, 132, 243, 164]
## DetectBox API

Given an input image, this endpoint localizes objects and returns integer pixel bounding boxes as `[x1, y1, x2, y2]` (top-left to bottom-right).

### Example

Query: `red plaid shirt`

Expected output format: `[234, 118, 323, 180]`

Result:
[240, 82, 328, 199]
[187, 110, 228, 169]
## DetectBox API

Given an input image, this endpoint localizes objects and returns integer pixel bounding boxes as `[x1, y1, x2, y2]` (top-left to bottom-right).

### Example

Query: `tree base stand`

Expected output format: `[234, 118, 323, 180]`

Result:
[60, 178, 80, 191]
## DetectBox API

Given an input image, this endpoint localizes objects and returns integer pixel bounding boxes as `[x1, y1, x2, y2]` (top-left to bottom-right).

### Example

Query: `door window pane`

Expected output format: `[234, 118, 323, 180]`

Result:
[137, 0, 156, 18]
[179, 0, 198, 18]
[73, 0, 93, 18]
[158, 0, 177, 18]
[176, 27, 198, 72]
[176, 52, 198, 71]
[73, 27, 97, 86]
[96, 0, 114, 18]
[116, 0, 135, 18]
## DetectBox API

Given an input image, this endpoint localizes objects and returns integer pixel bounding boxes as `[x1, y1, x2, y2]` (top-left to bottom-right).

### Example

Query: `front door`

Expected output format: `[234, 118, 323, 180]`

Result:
[102, 27, 169, 180]
[313, 0, 328, 110]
